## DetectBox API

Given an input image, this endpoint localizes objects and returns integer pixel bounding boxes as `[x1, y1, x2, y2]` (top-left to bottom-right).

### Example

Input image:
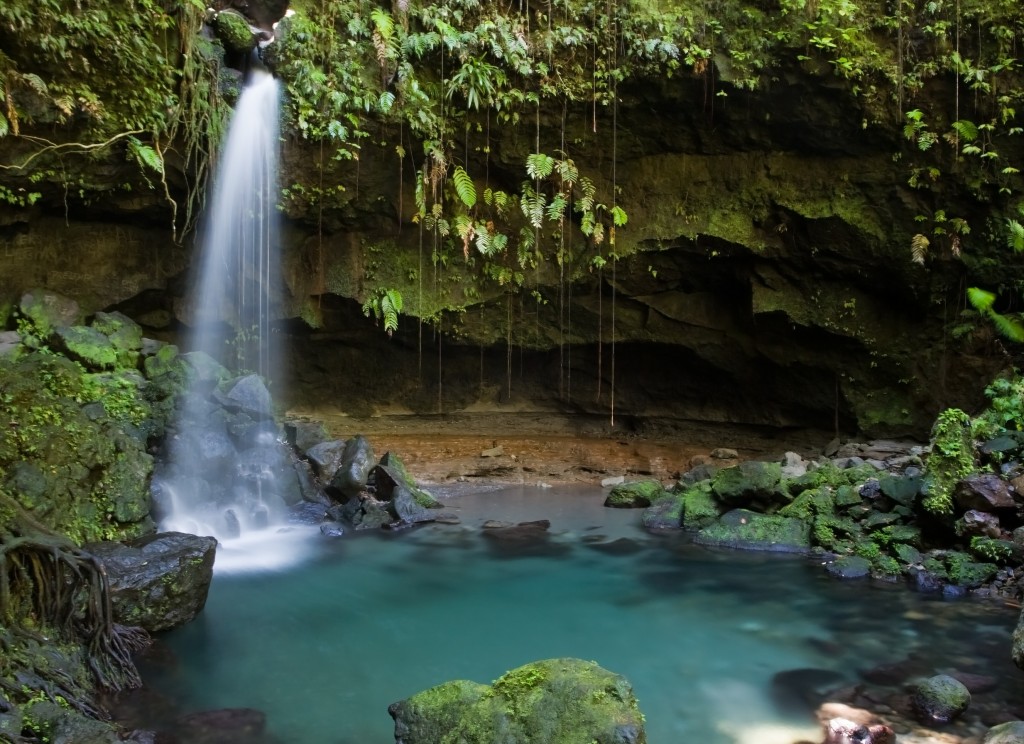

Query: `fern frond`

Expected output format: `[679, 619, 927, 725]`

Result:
[611, 205, 628, 227]
[967, 286, 996, 313]
[556, 158, 579, 186]
[988, 310, 1024, 342]
[526, 153, 555, 180]
[127, 136, 164, 175]
[0, 112, 7, 138]
[453, 166, 476, 208]
[546, 194, 567, 223]
[951, 119, 978, 142]
[1007, 219, 1024, 253]
[20, 73, 48, 97]
[910, 233, 929, 264]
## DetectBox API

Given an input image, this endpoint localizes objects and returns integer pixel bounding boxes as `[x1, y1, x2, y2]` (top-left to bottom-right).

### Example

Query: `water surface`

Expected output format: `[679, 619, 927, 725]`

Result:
[134, 485, 1023, 743]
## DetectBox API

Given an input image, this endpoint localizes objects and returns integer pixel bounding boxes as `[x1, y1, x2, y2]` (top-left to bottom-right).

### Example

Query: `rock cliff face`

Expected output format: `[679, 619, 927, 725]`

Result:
[0, 17, 1013, 437]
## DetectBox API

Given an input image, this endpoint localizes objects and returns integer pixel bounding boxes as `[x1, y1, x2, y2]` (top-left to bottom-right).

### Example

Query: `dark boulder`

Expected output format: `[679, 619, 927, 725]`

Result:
[86, 532, 217, 632]
[956, 475, 1016, 513]
[330, 435, 376, 499]
[604, 480, 666, 508]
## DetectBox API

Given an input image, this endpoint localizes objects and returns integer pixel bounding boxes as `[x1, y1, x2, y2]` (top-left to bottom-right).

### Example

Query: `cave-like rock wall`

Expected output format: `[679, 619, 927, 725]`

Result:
[0, 4, 1017, 438]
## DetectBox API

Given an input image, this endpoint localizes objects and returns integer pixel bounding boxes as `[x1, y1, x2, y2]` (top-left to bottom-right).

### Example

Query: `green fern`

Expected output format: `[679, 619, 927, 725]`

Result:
[453, 166, 476, 208]
[127, 136, 164, 175]
[951, 119, 978, 142]
[968, 286, 1024, 343]
[967, 287, 995, 313]
[910, 233, 929, 264]
[1008, 218, 1024, 253]
[611, 205, 628, 227]
[526, 153, 555, 180]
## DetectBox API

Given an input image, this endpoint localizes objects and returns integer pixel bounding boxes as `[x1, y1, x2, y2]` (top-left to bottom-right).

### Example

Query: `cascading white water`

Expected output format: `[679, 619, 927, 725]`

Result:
[153, 68, 317, 572]
[189, 68, 281, 379]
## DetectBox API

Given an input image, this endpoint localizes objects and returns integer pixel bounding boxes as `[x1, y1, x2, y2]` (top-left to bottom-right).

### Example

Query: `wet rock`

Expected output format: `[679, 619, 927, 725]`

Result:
[826, 556, 872, 579]
[983, 721, 1024, 744]
[285, 419, 330, 452]
[92, 310, 143, 368]
[711, 460, 783, 505]
[642, 493, 684, 529]
[910, 674, 970, 725]
[585, 537, 645, 555]
[221, 374, 275, 420]
[860, 656, 929, 686]
[54, 325, 117, 369]
[771, 668, 846, 713]
[878, 473, 920, 507]
[694, 508, 811, 552]
[957, 510, 1003, 539]
[824, 718, 895, 744]
[388, 658, 646, 744]
[86, 532, 217, 632]
[483, 520, 514, 528]
[19, 288, 82, 336]
[374, 454, 442, 508]
[330, 435, 376, 498]
[605, 479, 665, 508]
[781, 451, 807, 479]
[176, 707, 266, 744]
[391, 484, 433, 524]
[320, 522, 345, 537]
[306, 439, 346, 480]
[678, 462, 718, 485]
[956, 475, 1016, 513]
[948, 671, 998, 694]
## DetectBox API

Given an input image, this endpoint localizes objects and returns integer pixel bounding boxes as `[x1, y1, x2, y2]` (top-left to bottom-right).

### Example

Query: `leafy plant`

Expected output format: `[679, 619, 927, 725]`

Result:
[362, 288, 404, 336]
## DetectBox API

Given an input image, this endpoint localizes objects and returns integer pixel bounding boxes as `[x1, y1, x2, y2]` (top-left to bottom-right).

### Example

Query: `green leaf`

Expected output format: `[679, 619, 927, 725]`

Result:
[990, 311, 1024, 343]
[453, 166, 476, 208]
[951, 119, 978, 142]
[967, 287, 995, 313]
[611, 205, 628, 226]
[0, 113, 8, 139]
[526, 153, 555, 180]
[127, 136, 163, 175]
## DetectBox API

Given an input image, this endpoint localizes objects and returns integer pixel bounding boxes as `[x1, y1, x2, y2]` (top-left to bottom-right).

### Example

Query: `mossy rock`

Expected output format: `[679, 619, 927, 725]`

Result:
[779, 486, 835, 521]
[641, 492, 684, 529]
[879, 473, 921, 507]
[983, 721, 1024, 744]
[695, 508, 811, 553]
[214, 10, 256, 54]
[53, 326, 117, 370]
[378, 452, 442, 508]
[911, 674, 970, 726]
[945, 551, 998, 588]
[18, 289, 82, 338]
[605, 480, 666, 508]
[91, 311, 143, 369]
[681, 482, 722, 529]
[388, 658, 646, 744]
[711, 461, 783, 505]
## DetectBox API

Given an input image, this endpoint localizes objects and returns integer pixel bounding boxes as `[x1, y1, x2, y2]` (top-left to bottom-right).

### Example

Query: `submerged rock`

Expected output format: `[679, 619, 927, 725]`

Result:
[388, 658, 646, 744]
[983, 721, 1024, 744]
[910, 674, 970, 725]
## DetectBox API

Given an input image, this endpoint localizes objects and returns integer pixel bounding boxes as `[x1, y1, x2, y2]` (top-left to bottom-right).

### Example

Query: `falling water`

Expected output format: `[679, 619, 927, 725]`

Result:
[189, 68, 281, 378]
[152, 68, 317, 572]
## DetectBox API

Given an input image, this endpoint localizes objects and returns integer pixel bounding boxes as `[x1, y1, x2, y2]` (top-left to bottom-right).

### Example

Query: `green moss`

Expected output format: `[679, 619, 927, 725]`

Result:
[606, 480, 666, 508]
[924, 409, 976, 516]
[214, 10, 255, 54]
[682, 484, 720, 529]
[945, 551, 998, 588]
[969, 536, 1015, 564]
[779, 486, 835, 520]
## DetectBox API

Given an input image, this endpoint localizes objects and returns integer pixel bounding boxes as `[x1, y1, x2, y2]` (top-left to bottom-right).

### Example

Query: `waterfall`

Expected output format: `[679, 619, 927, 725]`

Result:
[152, 68, 317, 572]
[189, 68, 281, 379]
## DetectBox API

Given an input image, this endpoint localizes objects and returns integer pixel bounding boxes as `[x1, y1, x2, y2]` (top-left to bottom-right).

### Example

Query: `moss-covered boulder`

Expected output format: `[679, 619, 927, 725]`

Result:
[376, 451, 443, 508]
[695, 508, 811, 552]
[388, 658, 646, 744]
[911, 674, 970, 725]
[681, 482, 721, 529]
[53, 326, 118, 370]
[923, 409, 975, 516]
[642, 492, 684, 529]
[91, 311, 143, 369]
[605, 479, 666, 508]
[0, 352, 154, 543]
[711, 461, 783, 505]
[983, 721, 1024, 744]
[17, 289, 82, 340]
[214, 10, 257, 54]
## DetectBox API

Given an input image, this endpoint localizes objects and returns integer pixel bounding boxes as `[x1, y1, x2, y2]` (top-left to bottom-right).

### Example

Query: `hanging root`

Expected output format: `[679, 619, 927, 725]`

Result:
[1, 492, 150, 720]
